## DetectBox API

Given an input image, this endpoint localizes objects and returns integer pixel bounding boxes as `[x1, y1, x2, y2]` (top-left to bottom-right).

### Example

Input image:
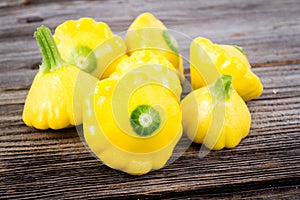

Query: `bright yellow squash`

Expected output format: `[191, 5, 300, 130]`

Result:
[110, 50, 182, 100]
[83, 65, 182, 175]
[54, 18, 127, 79]
[181, 75, 251, 150]
[190, 37, 263, 101]
[125, 12, 184, 81]
[23, 26, 98, 130]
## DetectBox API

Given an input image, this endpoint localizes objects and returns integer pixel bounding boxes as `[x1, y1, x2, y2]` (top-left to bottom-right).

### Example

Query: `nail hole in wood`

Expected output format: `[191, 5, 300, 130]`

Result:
[18, 16, 44, 24]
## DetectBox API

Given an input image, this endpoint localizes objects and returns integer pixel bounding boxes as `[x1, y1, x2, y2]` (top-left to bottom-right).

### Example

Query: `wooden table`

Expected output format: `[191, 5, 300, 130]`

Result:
[1, 0, 299, 199]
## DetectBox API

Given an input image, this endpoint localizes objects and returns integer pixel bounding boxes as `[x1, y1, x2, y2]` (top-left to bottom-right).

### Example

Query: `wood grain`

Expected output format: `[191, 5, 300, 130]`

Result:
[0, 0, 299, 199]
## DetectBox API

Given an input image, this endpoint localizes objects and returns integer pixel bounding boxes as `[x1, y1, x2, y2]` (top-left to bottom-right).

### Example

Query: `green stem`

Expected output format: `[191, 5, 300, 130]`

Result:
[130, 104, 161, 137]
[34, 25, 65, 72]
[210, 74, 232, 100]
[234, 45, 246, 56]
[162, 30, 179, 55]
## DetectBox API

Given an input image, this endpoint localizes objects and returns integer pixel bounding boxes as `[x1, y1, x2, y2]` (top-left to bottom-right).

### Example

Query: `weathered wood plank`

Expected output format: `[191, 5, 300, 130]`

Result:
[0, 0, 299, 73]
[0, 0, 29, 9]
[0, 150, 299, 199]
[1, 64, 300, 135]
[163, 185, 300, 199]
[1, 63, 300, 92]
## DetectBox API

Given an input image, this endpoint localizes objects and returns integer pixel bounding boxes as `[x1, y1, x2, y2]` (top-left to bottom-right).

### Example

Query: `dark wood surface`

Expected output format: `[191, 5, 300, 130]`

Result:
[1, 0, 300, 199]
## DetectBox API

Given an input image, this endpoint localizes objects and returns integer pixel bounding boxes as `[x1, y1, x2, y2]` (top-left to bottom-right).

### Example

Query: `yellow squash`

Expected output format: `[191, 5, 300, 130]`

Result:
[110, 50, 182, 100]
[125, 12, 184, 81]
[54, 18, 127, 79]
[190, 37, 263, 101]
[181, 75, 251, 150]
[83, 64, 182, 175]
[23, 26, 98, 130]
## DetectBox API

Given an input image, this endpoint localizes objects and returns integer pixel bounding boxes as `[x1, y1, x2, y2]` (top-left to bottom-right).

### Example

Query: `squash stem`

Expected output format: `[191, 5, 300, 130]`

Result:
[210, 74, 232, 100]
[34, 25, 65, 72]
[234, 45, 246, 56]
[130, 104, 161, 137]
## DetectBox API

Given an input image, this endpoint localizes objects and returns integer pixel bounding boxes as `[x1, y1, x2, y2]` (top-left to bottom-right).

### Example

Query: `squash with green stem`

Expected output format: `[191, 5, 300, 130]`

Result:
[23, 25, 98, 130]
